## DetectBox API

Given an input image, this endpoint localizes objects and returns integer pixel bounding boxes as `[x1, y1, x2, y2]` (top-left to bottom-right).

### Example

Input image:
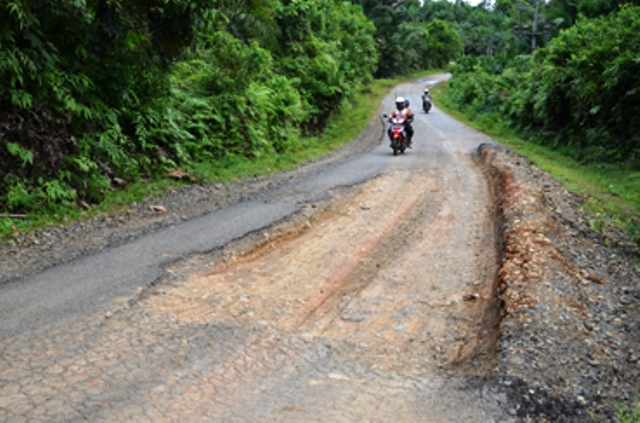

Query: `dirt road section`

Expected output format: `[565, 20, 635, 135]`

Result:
[145, 165, 501, 420]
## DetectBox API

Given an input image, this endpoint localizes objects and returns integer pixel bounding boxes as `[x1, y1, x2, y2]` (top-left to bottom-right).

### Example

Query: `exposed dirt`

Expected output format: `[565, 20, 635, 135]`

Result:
[482, 144, 640, 422]
[139, 143, 640, 422]
[0, 75, 638, 421]
[149, 169, 495, 357]
[132, 162, 504, 420]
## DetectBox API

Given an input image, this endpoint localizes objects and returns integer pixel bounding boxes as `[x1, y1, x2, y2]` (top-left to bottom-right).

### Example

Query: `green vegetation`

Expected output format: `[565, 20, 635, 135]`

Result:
[365, 7, 463, 77]
[452, 6, 640, 165]
[616, 400, 640, 423]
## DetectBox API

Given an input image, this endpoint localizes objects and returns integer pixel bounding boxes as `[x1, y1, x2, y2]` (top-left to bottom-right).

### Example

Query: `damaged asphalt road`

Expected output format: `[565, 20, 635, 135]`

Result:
[1, 74, 638, 422]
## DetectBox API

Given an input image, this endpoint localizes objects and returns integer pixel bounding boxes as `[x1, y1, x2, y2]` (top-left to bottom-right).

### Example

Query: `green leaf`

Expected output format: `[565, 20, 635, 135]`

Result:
[5, 142, 34, 165]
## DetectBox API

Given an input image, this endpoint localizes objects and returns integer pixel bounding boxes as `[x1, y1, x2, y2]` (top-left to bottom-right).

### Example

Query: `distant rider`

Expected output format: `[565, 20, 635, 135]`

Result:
[421, 89, 431, 107]
[388, 96, 414, 147]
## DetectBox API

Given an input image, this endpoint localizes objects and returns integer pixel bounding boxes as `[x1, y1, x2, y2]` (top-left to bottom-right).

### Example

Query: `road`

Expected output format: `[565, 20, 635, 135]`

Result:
[0, 76, 511, 422]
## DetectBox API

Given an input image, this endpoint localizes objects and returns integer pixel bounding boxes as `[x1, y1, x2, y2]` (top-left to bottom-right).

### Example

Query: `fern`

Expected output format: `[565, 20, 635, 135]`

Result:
[8, 89, 33, 109]
[5, 142, 34, 165]
[42, 179, 76, 205]
[68, 156, 97, 173]
[6, 182, 35, 211]
[6, 1, 32, 30]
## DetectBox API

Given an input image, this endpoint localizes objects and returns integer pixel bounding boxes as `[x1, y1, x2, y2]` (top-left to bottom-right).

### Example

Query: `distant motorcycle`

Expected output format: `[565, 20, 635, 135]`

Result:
[422, 96, 432, 114]
[383, 114, 409, 156]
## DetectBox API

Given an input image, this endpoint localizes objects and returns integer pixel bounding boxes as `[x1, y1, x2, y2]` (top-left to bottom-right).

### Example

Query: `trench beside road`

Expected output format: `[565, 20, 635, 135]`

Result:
[0, 76, 513, 421]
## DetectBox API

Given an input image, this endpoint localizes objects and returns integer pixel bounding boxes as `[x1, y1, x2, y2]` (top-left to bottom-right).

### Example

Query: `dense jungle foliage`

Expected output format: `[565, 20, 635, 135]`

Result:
[0, 0, 379, 216]
[444, 1, 640, 167]
[1, 0, 639, 225]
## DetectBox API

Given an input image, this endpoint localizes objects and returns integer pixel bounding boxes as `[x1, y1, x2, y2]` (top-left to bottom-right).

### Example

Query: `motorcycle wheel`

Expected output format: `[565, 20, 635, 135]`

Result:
[391, 139, 399, 156]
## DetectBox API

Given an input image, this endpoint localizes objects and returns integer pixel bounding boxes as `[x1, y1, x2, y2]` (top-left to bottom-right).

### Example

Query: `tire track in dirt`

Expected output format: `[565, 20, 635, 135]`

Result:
[138, 157, 504, 420]
[146, 169, 438, 331]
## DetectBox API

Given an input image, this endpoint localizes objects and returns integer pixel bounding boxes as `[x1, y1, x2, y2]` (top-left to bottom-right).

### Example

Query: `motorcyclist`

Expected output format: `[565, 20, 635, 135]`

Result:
[388, 96, 414, 147]
[421, 89, 431, 105]
[421, 89, 433, 114]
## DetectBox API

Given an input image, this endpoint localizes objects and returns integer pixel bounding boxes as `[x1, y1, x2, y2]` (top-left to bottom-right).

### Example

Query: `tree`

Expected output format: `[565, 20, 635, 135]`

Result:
[529, 4, 640, 162]
[345, 0, 422, 77]
[274, 0, 377, 131]
[424, 19, 463, 67]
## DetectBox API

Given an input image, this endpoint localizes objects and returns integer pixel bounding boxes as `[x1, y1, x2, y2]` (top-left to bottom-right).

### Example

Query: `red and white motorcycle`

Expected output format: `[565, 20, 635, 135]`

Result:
[384, 114, 409, 156]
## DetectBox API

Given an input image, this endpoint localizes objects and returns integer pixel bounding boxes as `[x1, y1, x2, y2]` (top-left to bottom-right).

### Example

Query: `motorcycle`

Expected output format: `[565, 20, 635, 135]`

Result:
[422, 96, 432, 114]
[383, 114, 409, 156]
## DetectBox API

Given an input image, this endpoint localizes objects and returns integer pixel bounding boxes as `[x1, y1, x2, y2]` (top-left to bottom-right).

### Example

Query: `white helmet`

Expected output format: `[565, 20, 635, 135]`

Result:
[395, 96, 405, 104]
[424, 89, 429, 94]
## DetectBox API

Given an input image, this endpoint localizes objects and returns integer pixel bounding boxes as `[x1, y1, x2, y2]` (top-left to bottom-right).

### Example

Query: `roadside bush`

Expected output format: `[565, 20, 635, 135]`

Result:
[162, 31, 307, 162]
[0, 0, 201, 213]
[527, 5, 640, 164]
[446, 5, 640, 167]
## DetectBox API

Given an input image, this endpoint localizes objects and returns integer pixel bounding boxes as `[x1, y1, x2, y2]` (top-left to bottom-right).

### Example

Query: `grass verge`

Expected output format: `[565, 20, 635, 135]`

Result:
[431, 82, 640, 253]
